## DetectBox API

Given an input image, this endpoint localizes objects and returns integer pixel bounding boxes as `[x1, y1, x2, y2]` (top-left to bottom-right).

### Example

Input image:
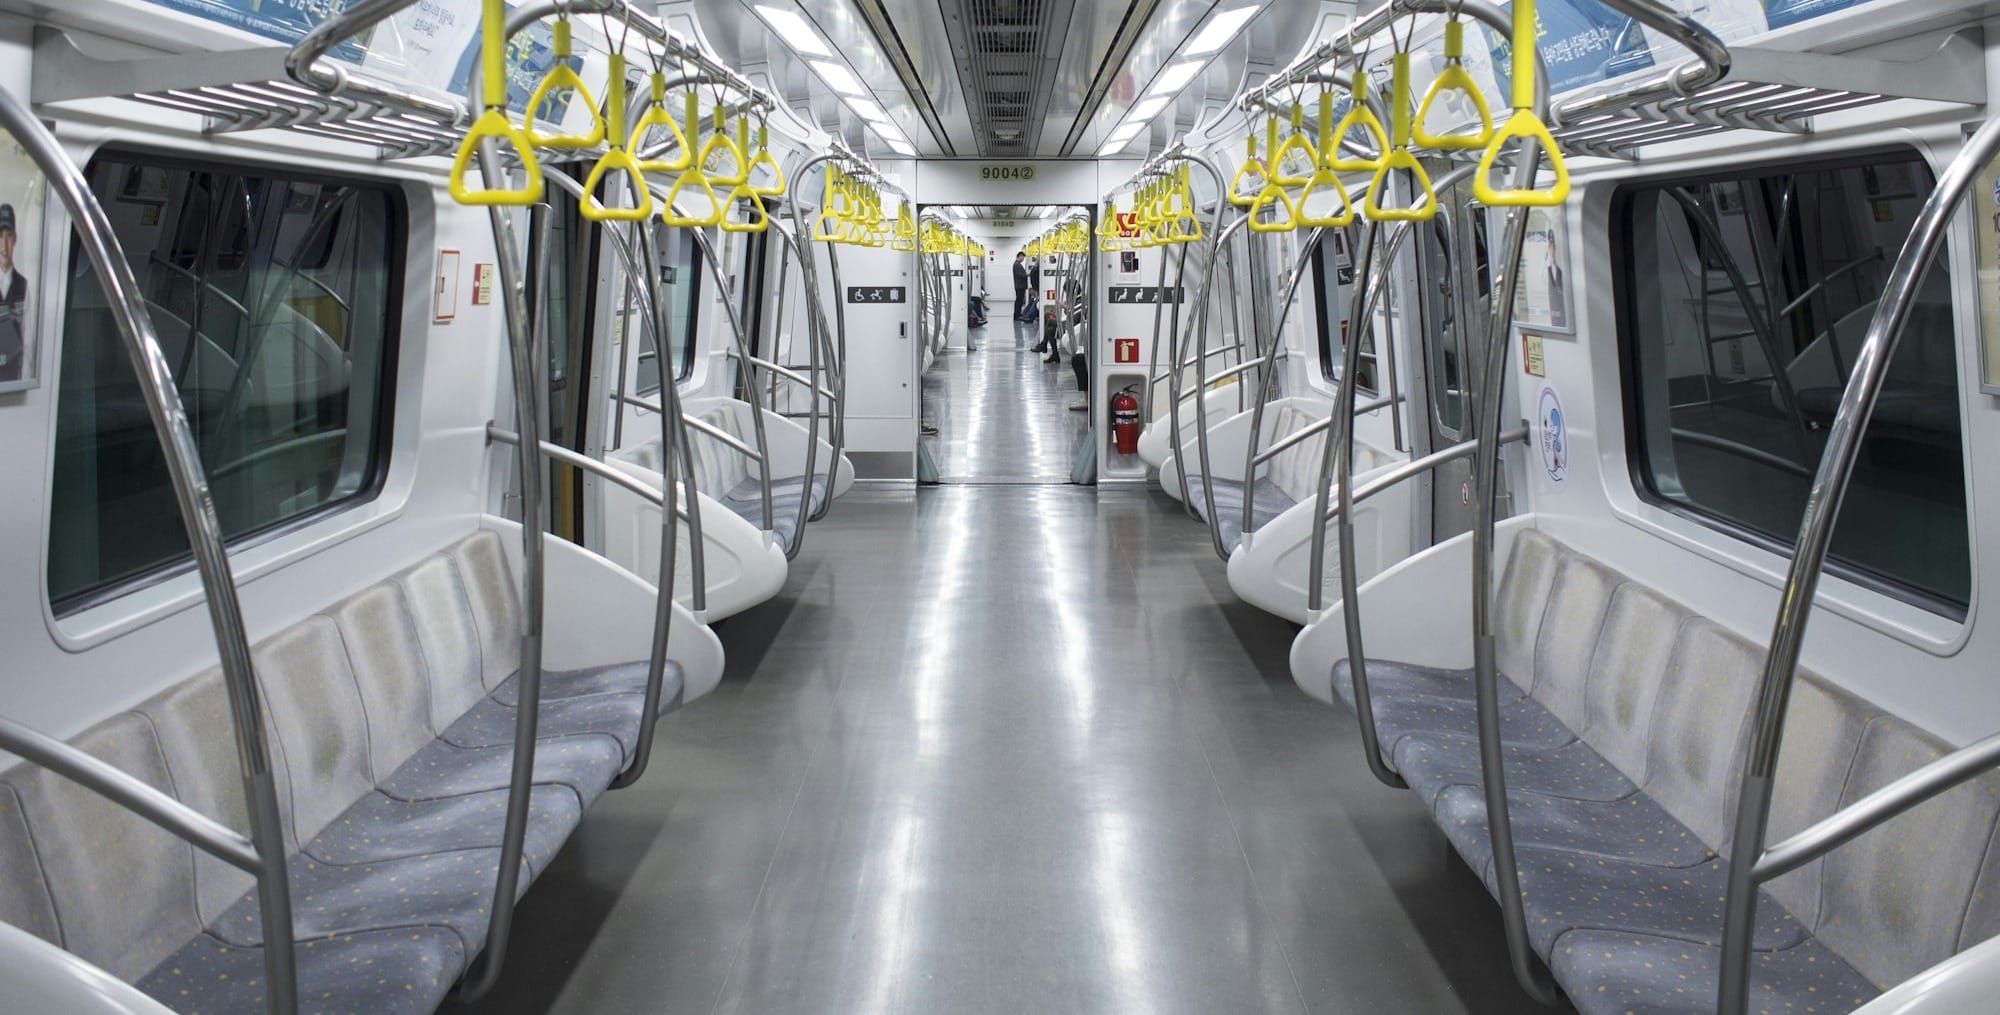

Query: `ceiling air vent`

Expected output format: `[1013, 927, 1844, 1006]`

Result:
[945, 0, 1074, 156]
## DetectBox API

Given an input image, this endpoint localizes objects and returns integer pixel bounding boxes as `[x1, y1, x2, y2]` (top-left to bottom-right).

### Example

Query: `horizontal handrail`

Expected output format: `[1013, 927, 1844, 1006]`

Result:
[1247, 394, 1406, 468]
[1191, 353, 1288, 394]
[681, 413, 766, 463]
[1754, 730, 2000, 883]
[0, 716, 262, 875]
[1322, 427, 1527, 522]
[730, 352, 837, 401]
[485, 425, 665, 507]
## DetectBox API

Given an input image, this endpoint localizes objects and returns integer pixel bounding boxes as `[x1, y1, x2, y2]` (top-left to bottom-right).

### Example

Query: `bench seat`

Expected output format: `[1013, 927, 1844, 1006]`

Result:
[0, 531, 681, 1014]
[1334, 528, 2000, 1013]
[1184, 476, 1293, 552]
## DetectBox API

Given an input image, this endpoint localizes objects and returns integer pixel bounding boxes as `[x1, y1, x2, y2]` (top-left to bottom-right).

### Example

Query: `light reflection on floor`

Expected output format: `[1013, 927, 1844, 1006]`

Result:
[921, 303, 1090, 484]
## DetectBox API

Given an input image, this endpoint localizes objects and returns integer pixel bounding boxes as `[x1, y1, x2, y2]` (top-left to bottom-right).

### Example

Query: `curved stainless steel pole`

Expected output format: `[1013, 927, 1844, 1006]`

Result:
[1162, 242, 1196, 505]
[786, 155, 856, 522]
[1715, 113, 2000, 1015]
[1141, 230, 1174, 421]
[770, 220, 822, 558]
[1184, 215, 1251, 558]
[457, 143, 546, 1002]
[814, 242, 847, 523]
[0, 86, 300, 1015]
[687, 226, 776, 532]
[1238, 226, 1328, 540]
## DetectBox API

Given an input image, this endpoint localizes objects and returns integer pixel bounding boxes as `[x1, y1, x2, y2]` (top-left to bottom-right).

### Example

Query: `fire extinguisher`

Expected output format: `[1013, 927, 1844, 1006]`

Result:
[1111, 386, 1141, 456]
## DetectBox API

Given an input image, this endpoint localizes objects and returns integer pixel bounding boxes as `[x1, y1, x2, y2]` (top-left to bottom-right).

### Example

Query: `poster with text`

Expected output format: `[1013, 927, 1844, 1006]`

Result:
[1970, 124, 2000, 392]
[1483, 0, 1655, 98]
[143, 0, 370, 60]
[0, 128, 46, 392]
[1514, 206, 1573, 335]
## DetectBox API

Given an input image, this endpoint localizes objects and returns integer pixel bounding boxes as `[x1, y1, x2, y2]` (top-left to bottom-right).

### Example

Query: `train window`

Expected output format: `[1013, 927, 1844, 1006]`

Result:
[1312, 232, 1376, 392]
[1617, 148, 1969, 613]
[48, 154, 401, 612]
[635, 227, 701, 396]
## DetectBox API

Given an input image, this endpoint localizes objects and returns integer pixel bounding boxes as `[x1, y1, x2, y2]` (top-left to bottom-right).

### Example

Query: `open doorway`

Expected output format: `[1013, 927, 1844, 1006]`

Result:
[919, 204, 1089, 484]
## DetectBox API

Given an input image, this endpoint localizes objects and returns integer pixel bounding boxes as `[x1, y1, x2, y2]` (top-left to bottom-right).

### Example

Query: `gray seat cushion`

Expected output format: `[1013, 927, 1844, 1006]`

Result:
[1394, 734, 1638, 808]
[1434, 783, 1716, 874]
[719, 475, 829, 543]
[1551, 929, 1878, 1015]
[1182, 476, 1294, 552]
[1501, 850, 1809, 955]
[139, 926, 466, 1015]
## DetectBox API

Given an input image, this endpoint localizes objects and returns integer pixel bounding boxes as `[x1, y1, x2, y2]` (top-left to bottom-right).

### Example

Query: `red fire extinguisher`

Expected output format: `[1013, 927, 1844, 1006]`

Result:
[1111, 386, 1141, 456]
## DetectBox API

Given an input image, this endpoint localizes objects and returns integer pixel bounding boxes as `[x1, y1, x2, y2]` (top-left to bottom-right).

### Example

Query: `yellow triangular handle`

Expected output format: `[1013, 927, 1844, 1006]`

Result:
[700, 123, 748, 188]
[523, 22, 605, 149]
[747, 125, 786, 196]
[1248, 184, 1297, 233]
[722, 185, 769, 233]
[582, 149, 655, 221]
[1474, 109, 1570, 207]
[1271, 103, 1318, 187]
[1363, 54, 1437, 222]
[1474, 0, 1570, 207]
[662, 169, 724, 227]
[1230, 133, 1266, 207]
[1299, 170, 1355, 228]
[451, 107, 544, 207]
[1326, 76, 1389, 173]
[632, 74, 691, 173]
[1413, 22, 1493, 150]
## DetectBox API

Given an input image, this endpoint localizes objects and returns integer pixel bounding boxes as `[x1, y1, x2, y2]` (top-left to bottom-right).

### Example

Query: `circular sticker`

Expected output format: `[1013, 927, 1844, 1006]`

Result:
[1538, 384, 1568, 485]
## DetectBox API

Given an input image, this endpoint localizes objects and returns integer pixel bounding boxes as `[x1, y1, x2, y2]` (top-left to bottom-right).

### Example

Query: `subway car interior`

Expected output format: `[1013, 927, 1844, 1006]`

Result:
[2, 0, 1999, 1012]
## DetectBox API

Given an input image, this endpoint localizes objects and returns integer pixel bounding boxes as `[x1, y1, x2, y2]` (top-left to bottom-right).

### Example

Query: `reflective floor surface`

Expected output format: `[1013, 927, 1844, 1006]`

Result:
[920, 304, 1089, 484]
[464, 484, 1568, 1014]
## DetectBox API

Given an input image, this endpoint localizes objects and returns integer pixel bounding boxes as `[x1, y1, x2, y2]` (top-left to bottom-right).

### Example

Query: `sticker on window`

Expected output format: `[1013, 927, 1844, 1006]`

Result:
[1538, 383, 1568, 485]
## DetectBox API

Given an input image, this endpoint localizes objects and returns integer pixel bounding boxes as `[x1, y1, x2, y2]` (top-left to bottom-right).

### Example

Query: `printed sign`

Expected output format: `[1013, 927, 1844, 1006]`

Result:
[1969, 122, 2000, 393]
[1112, 338, 1140, 363]
[1761, 0, 1870, 29]
[934, 268, 965, 277]
[846, 286, 907, 304]
[448, 17, 576, 119]
[1522, 333, 1546, 377]
[0, 126, 45, 392]
[1108, 286, 1185, 304]
[472, 263, 495, 305]
[435, 248, 460, 323]
[1537, 383, 1568, 485]
[978, 165, 1037, 181]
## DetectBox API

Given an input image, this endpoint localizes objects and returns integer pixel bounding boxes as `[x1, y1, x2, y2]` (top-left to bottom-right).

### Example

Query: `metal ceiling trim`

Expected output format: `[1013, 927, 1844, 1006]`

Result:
[1054, 0, 1167, 155]
[852, 0, 963, 156]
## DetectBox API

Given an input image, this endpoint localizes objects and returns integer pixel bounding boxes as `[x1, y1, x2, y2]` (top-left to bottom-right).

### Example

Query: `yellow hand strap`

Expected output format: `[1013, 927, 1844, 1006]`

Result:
[450, 0, 542, 207]
[700, 111, 749, 187]
[524, 20, 606, 149]
[1363, 53, 1436, 222]
[1271, 103, 1318, 188]
[1413, 21, 1494, 151]
[747, 124, 786, 196]
[580, 55, 653, 222]
[1249, 182, 1297, 233]
[1326, 75, 1390, 173]
[722, 185, 769, 233]
[632, 74, 691, 173]
[1474, 0, 1570, 207]
[1229, 133, 1265, 208]
[663, 168, 724, 227]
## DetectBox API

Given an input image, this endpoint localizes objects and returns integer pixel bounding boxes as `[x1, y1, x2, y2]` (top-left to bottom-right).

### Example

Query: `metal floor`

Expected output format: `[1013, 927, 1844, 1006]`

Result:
[464, 483, 1569, 1014]
[920, 307, 1089, 484]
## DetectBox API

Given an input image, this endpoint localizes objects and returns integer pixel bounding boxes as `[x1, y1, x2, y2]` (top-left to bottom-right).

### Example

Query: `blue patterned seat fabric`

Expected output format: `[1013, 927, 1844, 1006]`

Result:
[1183, 476, 1294, 553]
[0, 531, 679, 1014]
[1333, 528, 2000, 1013]
[720, 474, 829, 545]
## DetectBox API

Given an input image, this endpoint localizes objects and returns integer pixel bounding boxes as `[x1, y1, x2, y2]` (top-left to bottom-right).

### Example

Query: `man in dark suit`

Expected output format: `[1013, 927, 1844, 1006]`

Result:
[0, 203, 27, 381]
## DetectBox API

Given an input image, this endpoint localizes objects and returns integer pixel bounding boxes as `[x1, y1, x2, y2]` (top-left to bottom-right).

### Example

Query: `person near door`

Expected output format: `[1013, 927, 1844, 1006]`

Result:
[1012, 252, 1034, 323]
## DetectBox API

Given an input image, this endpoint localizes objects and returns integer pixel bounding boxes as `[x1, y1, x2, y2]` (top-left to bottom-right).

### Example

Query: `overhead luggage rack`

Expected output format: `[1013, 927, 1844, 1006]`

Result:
[29, 0, 776, 162]
[1239, 0, 1986, 163]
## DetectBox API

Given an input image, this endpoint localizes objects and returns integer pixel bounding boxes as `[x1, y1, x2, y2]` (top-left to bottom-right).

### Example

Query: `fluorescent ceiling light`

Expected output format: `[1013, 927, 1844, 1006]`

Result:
[1124, 95, 1170, 124]
[1184, 5, 1261, 57]
[1098, 135, 1135, 157]
[753, 5, 831, 58]
[1147, 60, 1204, 97]
[849, 97, 888, 121]
[811, 60, 866, 96]
[1108, 122, 1143, 143]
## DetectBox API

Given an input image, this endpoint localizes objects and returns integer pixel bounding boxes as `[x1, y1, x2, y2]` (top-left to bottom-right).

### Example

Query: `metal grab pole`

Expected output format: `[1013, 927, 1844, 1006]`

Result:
[0, 87, 301, 1015]
[1468, 154, 1565, 1009]
[818, 241, 849, 521]
[786, 156, 858, 523]
[457, 143, 545, 1002]
[1238, 227, 1327, 540]
[1715, 113, 2000, 1015]
[1184, 216, 1250, 556]
[1162, 242, 1196, 505]
[688, 227, 776, 533]
[770, 221, 823, 557]
[1141, 231, 1176, 420]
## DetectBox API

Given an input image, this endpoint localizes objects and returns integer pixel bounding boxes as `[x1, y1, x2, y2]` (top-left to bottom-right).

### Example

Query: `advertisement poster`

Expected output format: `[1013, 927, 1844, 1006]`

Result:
[1483, 0, 1655, 97]
[0, 128, 45, 392]
[1761, 0, 1871, 30]
[448, 17, 575, 120]
[1969, 124, 2000, 393]
[1513, 206, 1573, 335]
[142, 0, 371, 60]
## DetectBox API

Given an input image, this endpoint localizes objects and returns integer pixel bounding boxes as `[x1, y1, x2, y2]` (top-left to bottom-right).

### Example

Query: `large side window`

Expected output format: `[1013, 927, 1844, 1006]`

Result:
[635, 227, 701, 396]
[49, 153, 401, 612]
[1313, 230, 1376, 392]
[1617, 148, 1967, 612]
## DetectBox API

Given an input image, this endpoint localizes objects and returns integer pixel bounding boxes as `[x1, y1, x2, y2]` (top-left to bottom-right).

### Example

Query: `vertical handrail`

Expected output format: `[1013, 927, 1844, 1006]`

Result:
[1162, 242, 1197, 505]
[0, 85, 300, 1015]
[769, 220, 824, 557]
[456, 139, 545, 1001]
[1715, 113, 2000, 1015]
[814, 241, 848, 522]
[1184, 215, 1251, 556]
[1238, 227, 1327, 539]
[1140, 230, 1176, 421]
[687, 227, 777, 533]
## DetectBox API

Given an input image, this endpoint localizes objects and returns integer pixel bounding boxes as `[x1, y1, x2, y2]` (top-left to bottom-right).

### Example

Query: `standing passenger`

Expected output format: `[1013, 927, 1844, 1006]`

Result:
[1012, 252, 1033, 324]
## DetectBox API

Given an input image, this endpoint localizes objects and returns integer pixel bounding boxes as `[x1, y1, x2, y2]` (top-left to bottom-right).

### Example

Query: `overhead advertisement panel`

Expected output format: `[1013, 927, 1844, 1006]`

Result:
[143, 0, 371, 59]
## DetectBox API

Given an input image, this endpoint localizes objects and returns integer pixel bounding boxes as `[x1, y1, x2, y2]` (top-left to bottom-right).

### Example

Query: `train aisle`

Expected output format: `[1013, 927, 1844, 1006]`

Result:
[920, 315, 1090, 484]
[465, 486, 1557, 1014]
